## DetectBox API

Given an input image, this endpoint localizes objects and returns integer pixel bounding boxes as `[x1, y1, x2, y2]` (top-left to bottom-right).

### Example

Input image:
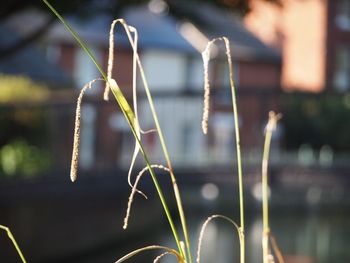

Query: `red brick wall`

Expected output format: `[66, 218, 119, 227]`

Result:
[239, 61, 281, 88]
[58, 44, 76, 74]
[101, 48, 134, 95]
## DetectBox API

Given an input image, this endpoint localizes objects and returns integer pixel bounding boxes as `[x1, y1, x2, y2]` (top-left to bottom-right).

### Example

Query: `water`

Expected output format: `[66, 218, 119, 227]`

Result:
[157, 209, 350, 263]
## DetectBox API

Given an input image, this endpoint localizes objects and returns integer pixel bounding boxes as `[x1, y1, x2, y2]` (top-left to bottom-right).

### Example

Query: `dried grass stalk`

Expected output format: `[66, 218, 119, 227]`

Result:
[153, 252, 170, 263]
[196, 214, 242, 263]
[123, 164, 170, 229]
[70, 78, 103, 182]
[262, 111, 283, 263]
[269, 234, 285, 263]
[115, 245, 183, 263]
[107, 19, 157, 199]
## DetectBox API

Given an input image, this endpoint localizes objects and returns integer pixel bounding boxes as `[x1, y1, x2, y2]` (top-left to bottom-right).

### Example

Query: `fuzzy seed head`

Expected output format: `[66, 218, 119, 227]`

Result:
[70, 79, 103, 182]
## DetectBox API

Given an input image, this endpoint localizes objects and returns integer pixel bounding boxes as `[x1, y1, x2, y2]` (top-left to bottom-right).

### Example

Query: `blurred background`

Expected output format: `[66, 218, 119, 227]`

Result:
[0, 0, 349, 262]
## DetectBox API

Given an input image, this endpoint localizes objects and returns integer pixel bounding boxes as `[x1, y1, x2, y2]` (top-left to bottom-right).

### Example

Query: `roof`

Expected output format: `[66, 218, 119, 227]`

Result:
[45, 6, 196, 53]
[5, 3, 280, 63]
[0, 25, 71, 86]
[168, 1, 281, 61]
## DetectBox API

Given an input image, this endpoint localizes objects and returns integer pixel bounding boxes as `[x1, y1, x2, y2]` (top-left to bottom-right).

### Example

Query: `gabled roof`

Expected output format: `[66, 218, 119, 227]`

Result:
[168, 1, 281, 61]
[45, 6, 196, 53]
[6, 3, 280, 63]
[44, 3, 280, 62]
[0, 25, 71, 86]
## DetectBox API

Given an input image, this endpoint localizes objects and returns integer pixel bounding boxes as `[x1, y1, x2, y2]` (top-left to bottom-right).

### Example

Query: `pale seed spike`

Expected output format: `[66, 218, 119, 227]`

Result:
[107, 19, 156, 194]
[222, 37, 232, 68]
[70, 78, 103, 182]
[153, 252, 170, 263]
[265, 111, 282, 134]
[104, 19, 126, 101]
[201, 38, 221, 135]
[123, 164, 170, 229]
[201, 43, 211, 135]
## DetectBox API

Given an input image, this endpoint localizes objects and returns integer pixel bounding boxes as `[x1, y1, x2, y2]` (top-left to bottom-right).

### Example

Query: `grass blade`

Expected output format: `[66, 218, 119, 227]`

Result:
[43, 1, 184, 258]
[201, 37, 245, 263]
[0, 225, 27, 263]
[108, 19, 192, 262]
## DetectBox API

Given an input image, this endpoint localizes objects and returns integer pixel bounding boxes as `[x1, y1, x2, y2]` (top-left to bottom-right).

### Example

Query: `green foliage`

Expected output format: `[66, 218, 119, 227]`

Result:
[0, 74, 49, 103]
[282, 93, 350, 152]
[0, 139, 51, 177]
[0, 75, 51, 178]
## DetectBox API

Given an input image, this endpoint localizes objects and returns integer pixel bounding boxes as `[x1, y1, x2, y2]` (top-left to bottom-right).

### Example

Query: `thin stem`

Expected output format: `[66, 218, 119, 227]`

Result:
[222, 37, 245, 263]
[115, 245, 183, 263]
[196, 215, 243, 263]
[262, 111, 282, 263]
[43, 1, 184, 259]
[201, 37, 245, 263]
[270, 234, 285, 263]
[0, 225, 27, 263]
[112, 20, 192, 262]
[137, 50, 193, 263]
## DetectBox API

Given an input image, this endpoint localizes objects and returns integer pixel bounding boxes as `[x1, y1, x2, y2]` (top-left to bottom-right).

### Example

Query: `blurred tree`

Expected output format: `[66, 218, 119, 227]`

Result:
[0, 75, 51, 177]
[282, 93, 350, 152]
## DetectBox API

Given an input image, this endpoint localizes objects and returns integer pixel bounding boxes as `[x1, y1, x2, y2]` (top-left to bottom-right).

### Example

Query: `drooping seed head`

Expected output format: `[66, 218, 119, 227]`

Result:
[123, 164, 170, 229]
[70, 79, 103, 182]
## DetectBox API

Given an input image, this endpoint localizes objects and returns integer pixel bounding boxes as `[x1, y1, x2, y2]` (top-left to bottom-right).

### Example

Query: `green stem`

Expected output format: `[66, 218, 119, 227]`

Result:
[262, 128, 273, 233]
[262, 127, 272, 263]
[202, 37, 245, 263]
[223, 37, 245, 263]
[0, 225, 27, 263]
[109, 81, 184, 258]
[115, 20, 192, 262]
[262, 112, 281, 263]
[43, 0, 184, 258]
[137, 52, 193, 263]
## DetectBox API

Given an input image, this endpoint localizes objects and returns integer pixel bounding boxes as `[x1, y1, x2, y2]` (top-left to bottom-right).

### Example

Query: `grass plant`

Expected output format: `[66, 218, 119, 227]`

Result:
[0, 2, 285, 262]
[43, 0, 189, 260]
[201, 37, 245, 263]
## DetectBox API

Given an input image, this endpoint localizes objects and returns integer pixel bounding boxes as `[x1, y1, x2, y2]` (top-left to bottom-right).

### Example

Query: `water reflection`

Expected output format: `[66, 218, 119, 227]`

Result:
[158, 210, 350, 263]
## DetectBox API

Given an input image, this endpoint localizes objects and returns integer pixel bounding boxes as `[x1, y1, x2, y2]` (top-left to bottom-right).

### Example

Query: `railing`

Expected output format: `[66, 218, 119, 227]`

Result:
[1, 88, 350, 179]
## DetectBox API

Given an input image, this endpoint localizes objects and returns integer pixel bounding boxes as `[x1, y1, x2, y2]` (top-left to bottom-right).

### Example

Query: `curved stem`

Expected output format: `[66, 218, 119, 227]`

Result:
[113, 20, 192, 262]
[262, 111, 282, 263]
[0, 225, 27, 263]
[115, 245, 183, 263]
[196, 215, 243, 263]
[43, 2, 184, 259]
[201, 37, 245, 263]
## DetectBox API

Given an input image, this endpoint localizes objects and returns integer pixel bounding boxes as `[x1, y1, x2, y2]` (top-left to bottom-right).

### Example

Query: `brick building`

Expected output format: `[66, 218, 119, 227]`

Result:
[5, 2, 281, 170]
[245, 0, 350, 93]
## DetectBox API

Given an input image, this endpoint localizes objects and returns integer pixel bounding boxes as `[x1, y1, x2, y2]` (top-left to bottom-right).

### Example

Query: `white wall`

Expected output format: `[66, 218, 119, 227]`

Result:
[141, 49, 187, 91]
[137, 96, 206, 166]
